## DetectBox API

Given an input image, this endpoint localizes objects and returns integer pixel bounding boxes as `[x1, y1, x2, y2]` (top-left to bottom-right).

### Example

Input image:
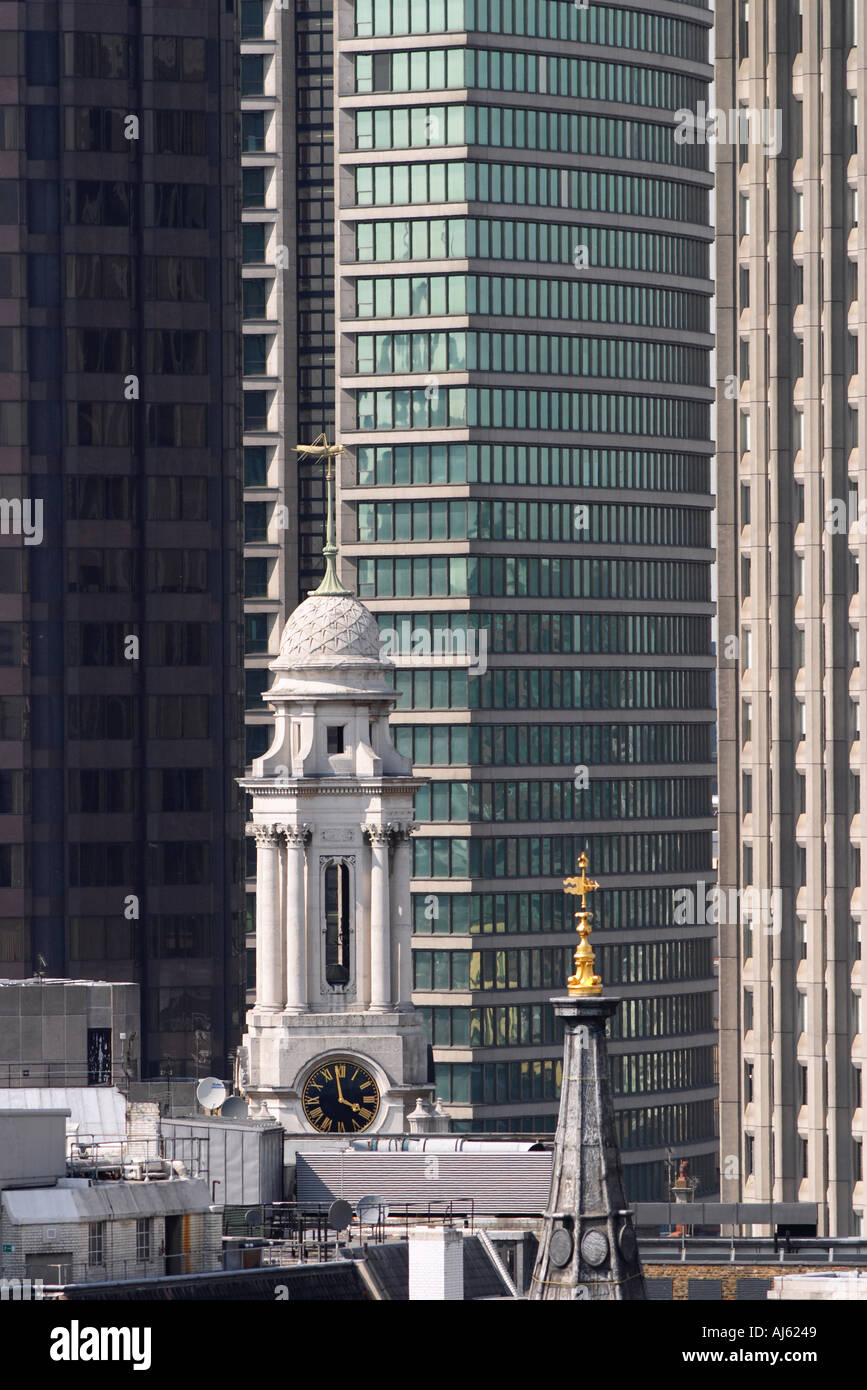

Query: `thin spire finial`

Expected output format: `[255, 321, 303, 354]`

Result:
[293, 434, 351, 596]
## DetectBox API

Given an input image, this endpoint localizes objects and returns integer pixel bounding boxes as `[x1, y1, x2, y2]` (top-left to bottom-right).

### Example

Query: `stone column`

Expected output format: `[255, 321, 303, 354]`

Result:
[364, 824, 391, 1013]
[282, 824, 311, 1014]
[390, 821, 417, 1009]
[253, 825, 283, 1012]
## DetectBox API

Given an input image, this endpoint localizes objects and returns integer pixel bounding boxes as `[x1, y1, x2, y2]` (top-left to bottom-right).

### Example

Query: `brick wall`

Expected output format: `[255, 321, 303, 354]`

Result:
[0, 1197, 222, 1285]
[408, 1227, 464, 1301]
[645, 1262, 854, 1300]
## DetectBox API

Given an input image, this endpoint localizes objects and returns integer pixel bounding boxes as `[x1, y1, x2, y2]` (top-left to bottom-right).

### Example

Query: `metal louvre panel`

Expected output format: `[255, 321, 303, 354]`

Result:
[634, 1202, 818, 1226]
[687, 1279, 722, 1301]
[296, 1152, 554, 1216]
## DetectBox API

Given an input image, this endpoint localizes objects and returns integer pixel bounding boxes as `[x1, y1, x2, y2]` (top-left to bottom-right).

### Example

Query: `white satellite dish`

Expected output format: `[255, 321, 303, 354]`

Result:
[220, 1096, 248, 1119]
[356, 1194, 389, 1225]
[196, 1076, 227, 1112]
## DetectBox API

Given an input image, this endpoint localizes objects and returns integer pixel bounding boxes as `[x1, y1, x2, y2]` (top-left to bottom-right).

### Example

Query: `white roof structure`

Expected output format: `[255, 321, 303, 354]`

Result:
[2, 1178, 212, 1225]
[0, 1088, 127, 1145]
[0, 977, 132, 989]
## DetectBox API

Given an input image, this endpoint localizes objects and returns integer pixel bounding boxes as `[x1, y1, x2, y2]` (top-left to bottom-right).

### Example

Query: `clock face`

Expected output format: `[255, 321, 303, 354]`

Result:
[302, 1059, 380, 1134]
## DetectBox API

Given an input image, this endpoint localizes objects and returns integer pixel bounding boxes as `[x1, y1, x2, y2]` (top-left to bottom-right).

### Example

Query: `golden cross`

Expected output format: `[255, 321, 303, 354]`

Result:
[293, 433, 343, 482]
[562, 851, 599, 911]
[292, 432, 344, 459]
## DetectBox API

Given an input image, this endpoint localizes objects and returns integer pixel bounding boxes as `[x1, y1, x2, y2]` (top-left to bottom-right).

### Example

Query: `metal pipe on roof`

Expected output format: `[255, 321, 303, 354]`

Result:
[350, 1138, 544, 1154]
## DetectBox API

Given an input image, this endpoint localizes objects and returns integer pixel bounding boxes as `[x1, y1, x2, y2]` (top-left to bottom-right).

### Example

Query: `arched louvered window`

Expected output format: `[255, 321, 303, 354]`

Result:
[325, 861, 351, 985]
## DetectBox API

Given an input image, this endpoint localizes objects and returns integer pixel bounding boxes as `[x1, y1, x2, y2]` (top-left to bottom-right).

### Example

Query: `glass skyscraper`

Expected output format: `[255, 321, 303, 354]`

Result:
[334, 0, 717, 1199]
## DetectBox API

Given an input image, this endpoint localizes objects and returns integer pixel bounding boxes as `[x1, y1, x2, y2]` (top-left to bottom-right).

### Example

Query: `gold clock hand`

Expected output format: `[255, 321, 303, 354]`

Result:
[334, 1073, 360, 1110]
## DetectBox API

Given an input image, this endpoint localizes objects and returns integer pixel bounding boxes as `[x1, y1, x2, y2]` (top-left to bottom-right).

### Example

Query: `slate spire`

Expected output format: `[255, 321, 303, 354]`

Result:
[529, 855, 646, 1300]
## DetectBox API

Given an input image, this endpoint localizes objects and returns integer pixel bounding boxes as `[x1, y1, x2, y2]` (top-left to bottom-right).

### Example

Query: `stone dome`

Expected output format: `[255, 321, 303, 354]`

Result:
[276, 593, 384, 667]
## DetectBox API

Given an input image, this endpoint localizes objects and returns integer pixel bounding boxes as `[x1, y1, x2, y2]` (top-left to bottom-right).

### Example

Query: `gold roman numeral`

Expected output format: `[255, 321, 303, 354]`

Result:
[335, 1064, 346, 1079]
[320, 1116, 332, 1132]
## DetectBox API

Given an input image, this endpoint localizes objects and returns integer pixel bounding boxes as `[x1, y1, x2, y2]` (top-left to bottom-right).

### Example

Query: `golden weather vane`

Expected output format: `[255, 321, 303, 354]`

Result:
[292, 434, 350, 597]
[562, 851, 602, 996]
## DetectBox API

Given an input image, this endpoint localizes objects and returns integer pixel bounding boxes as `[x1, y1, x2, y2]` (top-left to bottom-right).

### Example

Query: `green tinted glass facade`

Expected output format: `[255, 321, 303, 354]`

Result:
[335, 0, 715, 1198]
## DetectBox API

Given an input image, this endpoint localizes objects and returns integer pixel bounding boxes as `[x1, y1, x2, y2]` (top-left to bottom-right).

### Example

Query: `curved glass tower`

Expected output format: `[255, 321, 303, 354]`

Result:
[335, 0, 716, 1199]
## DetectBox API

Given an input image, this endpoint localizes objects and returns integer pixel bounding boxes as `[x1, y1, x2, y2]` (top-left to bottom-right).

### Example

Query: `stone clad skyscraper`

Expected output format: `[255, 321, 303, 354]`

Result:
[717, 0, 866, 1233]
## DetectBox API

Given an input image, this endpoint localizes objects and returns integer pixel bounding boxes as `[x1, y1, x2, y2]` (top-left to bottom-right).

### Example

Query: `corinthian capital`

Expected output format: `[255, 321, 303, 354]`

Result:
[283, 824, 312, 848]
[388, 820, 419, 842]
[252, 824, 282, 848]
[363, 822, 390, 846]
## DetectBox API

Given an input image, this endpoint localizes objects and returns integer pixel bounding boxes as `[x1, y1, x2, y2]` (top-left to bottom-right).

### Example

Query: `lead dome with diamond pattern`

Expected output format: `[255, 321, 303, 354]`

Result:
[276, 593, 384, 668]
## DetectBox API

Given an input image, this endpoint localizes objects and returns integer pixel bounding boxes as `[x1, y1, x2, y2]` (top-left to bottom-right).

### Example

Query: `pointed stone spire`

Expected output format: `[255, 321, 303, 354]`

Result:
[529, 855, 646, 1300]
[293, 433, 351, 597]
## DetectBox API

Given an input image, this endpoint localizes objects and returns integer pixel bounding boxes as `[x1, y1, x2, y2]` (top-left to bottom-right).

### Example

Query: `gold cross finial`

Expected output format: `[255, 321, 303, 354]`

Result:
[292, 434, 350, 596]
[562, 851, 599, 911]
[562, 852, 602, 996]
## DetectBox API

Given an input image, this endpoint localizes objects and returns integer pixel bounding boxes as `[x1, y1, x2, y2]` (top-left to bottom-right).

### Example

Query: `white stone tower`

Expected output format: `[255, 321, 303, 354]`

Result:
[240, 441, 433, 1135]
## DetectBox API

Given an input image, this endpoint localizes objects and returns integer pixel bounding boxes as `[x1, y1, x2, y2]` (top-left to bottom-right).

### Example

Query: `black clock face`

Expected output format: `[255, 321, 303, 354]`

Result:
[302, 1059, 380, 1134]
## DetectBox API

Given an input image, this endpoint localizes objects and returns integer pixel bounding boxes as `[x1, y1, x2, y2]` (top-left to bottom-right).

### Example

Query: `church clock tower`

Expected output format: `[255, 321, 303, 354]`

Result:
[239, 440, 433, 1137]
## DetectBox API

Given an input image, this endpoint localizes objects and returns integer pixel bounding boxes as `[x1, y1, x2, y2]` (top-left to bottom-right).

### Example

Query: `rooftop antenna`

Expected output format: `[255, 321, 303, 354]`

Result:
[292, 433, 350, 597]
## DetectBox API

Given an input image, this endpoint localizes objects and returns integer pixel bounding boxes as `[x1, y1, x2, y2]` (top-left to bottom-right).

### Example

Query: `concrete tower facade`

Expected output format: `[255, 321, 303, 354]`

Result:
[717, 0, 866, 1234]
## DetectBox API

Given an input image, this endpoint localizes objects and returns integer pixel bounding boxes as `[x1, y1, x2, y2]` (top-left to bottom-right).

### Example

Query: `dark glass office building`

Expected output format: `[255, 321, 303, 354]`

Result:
[0, 2, 245, 1078]
[336, 0, 717, 1198]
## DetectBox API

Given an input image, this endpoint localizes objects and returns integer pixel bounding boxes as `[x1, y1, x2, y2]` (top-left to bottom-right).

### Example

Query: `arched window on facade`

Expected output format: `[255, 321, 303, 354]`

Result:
[324, 860, 351, 985]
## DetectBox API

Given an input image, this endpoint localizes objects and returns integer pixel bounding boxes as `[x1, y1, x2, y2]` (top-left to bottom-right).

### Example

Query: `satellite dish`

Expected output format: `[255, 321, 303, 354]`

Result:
[328, 1199, 352, 1232]
[220, 1096, 248, 1119]
[356, 1194, 389, 1225]
[196, 1077, 227, 1112]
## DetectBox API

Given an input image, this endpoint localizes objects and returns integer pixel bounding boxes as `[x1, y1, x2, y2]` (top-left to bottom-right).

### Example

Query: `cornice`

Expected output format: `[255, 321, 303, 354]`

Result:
[240, 778, 425, 796]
